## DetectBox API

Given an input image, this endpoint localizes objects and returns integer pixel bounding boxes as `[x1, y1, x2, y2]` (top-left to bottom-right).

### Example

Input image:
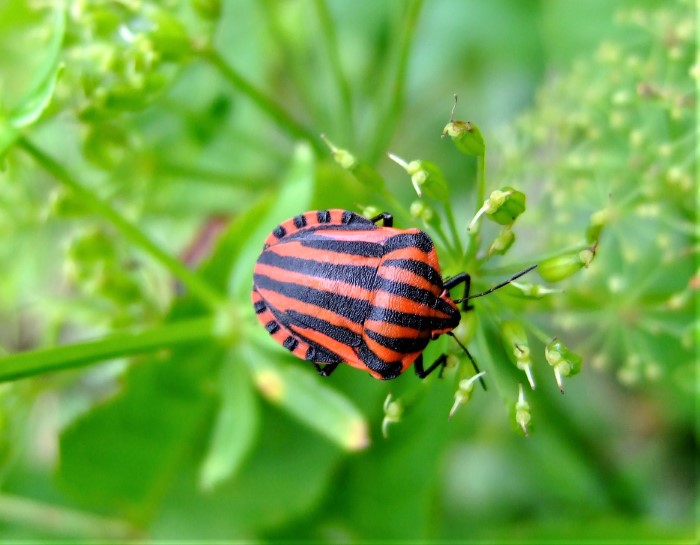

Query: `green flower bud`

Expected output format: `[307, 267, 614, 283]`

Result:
[545, 338, 582, 392]
[514, 383, 532, 436]
[409, 200, 434, 222]
[449, 371, 486, 419]
[489, 226, 515, 255]
[46, 188, 89, 218]
[388, 153, 450, 201]
[382, 393, 404, 438]
[66, 229, 116, 265]
[143, 6, 192, 62]
[440, 95, 486, 156]
[501, 320, 535, 389]
[538, 246, 597, 283]
[442, 120, 486, 156]
[486, 187, 526, 225]
[321, 134, 384, 188]
[468, 187, 526, 231]
[97, 269, 142, 305]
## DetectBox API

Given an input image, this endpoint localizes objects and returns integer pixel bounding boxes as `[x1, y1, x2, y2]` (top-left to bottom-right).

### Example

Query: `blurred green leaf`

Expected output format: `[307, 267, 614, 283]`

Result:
[198, 351, 259, 491]
[229, 142, 316, 300]
[152, 403, 341, 538]
[198, 194, 274, 291]
[58, 344, 221, 521]
[9, 7, 65, 128]
[243, 341, 369, 451]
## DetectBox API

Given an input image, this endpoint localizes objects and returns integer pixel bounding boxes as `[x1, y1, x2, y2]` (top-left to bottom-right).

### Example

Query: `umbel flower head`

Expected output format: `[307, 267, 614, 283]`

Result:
[493, 0, 696, 388]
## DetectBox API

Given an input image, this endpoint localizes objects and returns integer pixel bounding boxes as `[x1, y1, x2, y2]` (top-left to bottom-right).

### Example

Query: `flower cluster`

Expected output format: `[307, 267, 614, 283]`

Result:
[493, 0, 695, 388]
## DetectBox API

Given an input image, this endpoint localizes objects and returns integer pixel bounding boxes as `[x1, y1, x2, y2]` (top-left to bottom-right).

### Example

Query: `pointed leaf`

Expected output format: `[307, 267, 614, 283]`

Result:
[198, 350, 259, 491]
[229, 143, 315, 300]
[243, 340, 369, 451]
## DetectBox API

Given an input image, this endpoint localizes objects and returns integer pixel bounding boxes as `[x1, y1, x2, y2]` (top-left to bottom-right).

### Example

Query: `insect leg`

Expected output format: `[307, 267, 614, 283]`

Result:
[414, 353, 449, 379]
[312, 361, 341, 377]
[443, 273, 472, 311]
[369, 212, 393, 227]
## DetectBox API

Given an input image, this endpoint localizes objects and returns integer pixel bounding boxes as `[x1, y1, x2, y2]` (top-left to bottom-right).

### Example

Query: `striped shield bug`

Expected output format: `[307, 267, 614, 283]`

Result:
[252, 209, 535, 380]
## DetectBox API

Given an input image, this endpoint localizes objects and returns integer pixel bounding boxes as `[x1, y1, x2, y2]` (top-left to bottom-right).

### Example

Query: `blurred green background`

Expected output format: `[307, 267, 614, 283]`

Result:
[0, 0, 696, 542]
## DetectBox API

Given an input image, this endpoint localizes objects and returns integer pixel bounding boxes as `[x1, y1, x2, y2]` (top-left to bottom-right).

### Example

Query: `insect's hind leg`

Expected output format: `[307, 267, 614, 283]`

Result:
[369, 212, 393, 227]
[313, 361, 341, 377]
[444, 273, 472, 311]
[414, 353, 449, 379]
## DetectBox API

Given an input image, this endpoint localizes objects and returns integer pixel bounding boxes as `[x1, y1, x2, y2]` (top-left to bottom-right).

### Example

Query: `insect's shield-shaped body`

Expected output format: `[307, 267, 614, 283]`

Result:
[252, 209, 461, 380]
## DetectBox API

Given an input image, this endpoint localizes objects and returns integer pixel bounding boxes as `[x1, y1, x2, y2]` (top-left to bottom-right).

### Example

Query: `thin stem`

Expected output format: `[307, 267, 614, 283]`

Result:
[465, 154, 486, 263]
[0, 316, 215, 383]
[0, 493, 141, 540]
[479, 239, 593, 274]
[475, 154, 486, 208]
[199, 48, 324, 155]
[368, 0, 424, 163]
[18, 137, 223, 311]
[314, 0, 354, 143]
[159, 162, 271, 188]
[443, 204, 464, 256]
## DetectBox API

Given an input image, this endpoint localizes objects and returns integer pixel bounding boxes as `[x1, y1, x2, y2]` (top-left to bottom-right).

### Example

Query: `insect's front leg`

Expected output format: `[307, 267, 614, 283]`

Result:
[369, 212, 393, 227]
[444, 273, 472, 311]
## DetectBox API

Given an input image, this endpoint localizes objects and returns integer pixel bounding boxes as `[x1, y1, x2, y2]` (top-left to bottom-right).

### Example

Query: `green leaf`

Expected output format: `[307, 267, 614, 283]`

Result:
[57, 344, 222, 522]
[198, 350, 259, 491]
[198, 194, 274, 291]
[243, 340, 369, 451]
[229, 142, 316, 300]
[9, 7, 65, 128]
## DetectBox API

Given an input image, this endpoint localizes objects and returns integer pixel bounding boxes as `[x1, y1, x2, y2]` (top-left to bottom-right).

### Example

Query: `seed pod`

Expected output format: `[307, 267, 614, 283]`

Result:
[449, 372, 486, 419]
[440, 95, 486, 156]
[514, 383, 532, 436]
[545, 338, 582, 392]
[486, 187, 526, 225]
[501, 320, 535, 389]
[538, 245, 597, 283]
[388, 154, 450, 201]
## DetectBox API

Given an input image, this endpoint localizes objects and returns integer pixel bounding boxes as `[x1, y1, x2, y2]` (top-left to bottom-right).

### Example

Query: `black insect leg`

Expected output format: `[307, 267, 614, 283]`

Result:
[312, 361, 340, 377]
[443, 272, 472, 311]
[369, 212, 393, 227]
[414, 353, 449, 379]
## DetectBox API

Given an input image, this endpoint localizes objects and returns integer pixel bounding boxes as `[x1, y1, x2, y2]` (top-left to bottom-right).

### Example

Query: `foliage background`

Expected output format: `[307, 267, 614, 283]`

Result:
[0, 0, 696, 542]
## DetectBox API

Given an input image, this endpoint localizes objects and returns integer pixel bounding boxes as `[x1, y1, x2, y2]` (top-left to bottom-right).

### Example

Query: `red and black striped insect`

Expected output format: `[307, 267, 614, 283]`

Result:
[252, 209, 534, 380]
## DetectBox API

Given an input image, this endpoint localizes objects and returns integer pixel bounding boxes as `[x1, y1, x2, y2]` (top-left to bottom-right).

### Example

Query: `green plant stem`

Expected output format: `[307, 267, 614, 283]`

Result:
[18, 137, 223, 310]
[443, 204, 463, 256]
[0, 493, 141, 540]
[159, 162, 271, 188]
[480, 239, 593, 275]
[314, 0, 354, 144]
[199, 48, 324, 155]
[465, 153, 486, 265]
[475, 154, 486, 206]
[0, 316, 215, 383]
[368, 0, 424, 163]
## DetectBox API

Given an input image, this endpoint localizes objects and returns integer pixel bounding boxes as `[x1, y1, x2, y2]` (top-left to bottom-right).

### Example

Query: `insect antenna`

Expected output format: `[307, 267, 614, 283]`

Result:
[455, 264, 537, 303]
[447, 332, 487, 391]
